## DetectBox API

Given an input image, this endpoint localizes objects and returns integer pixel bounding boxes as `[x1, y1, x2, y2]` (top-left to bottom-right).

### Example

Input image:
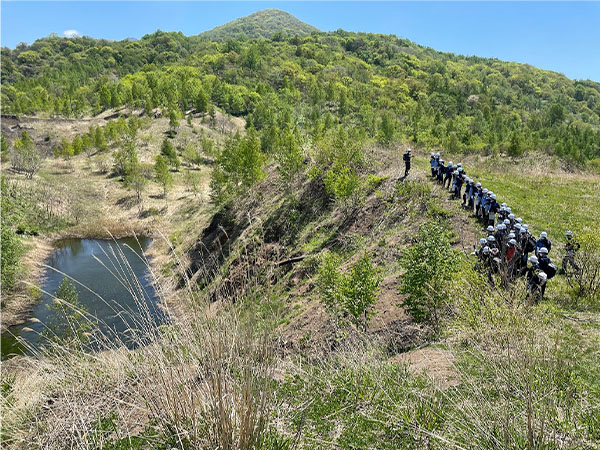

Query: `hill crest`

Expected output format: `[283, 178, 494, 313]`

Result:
[199, 9, 320, 41]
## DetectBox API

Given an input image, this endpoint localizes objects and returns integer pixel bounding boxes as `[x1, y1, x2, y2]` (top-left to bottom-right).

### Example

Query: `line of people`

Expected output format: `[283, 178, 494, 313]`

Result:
[427, 152, 580, 303]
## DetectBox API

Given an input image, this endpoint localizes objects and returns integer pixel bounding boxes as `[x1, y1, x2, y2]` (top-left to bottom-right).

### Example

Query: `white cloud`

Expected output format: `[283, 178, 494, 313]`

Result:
[63, 30, 80, 38]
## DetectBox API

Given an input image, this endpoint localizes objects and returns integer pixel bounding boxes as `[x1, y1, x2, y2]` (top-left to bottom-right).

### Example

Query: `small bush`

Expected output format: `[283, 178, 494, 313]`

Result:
[399, 221, 458, 330]
[318, 252, 381, 330]
[565, 229, 600, 306]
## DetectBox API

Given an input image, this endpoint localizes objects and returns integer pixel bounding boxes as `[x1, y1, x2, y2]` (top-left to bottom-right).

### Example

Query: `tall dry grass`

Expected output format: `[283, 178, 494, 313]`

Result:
[1, 234, 276, 449]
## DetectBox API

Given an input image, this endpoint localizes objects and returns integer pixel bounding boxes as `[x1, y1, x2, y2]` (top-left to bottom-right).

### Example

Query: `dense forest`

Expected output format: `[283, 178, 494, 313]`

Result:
[2, 9, 600, 166]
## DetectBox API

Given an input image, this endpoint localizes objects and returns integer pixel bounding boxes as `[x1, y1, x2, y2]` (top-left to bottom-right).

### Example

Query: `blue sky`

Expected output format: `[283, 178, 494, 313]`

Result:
[2, 2, 599, 81]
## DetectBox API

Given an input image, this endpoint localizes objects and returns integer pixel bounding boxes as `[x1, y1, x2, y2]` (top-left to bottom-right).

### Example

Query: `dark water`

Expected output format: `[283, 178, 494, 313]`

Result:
[1, 237, 166, 359]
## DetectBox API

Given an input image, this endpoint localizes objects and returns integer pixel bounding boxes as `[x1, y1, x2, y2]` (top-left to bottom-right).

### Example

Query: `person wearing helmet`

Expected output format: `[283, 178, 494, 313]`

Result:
[487, 194, 500, 227]
[486, 235, 500, 254]
[481, 191, 490, 223]
[535, 232, 552, 257]
[462, 178, 471, 207]
[519, 226, 535, 272]
[444, 162, 453, 189]
[505, 238, 522, 281]
[486, 225, 495, 236]
[403, 148, 413, 177]
[476, 187, 485, 219]
[430, 153, 437, 177]
[437, 159, 446, 184]
[526, 255, 546, 303]
[453, 170, 465, 200]
[562, 231, 580, 274]
[537, 247, 553, 297]
[468, 179, 476, 210]
[495, 223, 508, 250]
[474, 237, 487, 257]
[508, 213, 516, 227]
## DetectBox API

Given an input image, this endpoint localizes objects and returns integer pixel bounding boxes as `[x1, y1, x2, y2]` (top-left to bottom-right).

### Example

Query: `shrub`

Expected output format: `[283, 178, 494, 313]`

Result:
[318, 252, 381, 330]
[565, 229, 600, 306]
[324, 167, 360, 205]
[1, 224, 24, 292]
[399, 221, 458, 330]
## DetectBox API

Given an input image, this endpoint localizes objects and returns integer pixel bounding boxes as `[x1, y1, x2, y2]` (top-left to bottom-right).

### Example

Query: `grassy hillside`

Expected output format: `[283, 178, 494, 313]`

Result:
[199, 9, 319, 41]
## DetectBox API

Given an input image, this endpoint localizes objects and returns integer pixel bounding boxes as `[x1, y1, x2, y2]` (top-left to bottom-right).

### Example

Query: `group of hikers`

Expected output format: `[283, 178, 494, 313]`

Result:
[402, 149, 581, 303]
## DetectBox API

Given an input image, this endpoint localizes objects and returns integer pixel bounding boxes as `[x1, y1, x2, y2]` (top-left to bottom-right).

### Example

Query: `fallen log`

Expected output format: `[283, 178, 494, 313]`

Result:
[276, 255, 307, 266]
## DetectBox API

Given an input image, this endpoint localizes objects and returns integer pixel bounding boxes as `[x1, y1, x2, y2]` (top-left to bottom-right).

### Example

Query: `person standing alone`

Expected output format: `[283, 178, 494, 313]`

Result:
[403, 148, 413, 177]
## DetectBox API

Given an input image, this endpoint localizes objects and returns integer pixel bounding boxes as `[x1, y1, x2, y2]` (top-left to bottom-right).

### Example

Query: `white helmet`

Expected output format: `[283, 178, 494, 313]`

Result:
[448, 161, 453, 166]
[504, 219, 510, 225]
[523, 224, 529, 230]
[501, 203, 507, 207]
[509, 239, 517, 246]
[482, 246, 490, 254]
[487, 235, 496, 242]
[508, 214, 515, 219]
[515, 223, 522, 229]
[506, 207, 512, 213]
[476, 182, 481, 187]
[487, 226, 494, 232]
[458, 168, 464, 172]
[439, 159, 444, 163]
[453, 170, 458, 175]
[457, 163, 462, 167]
[516, 218, 523, 223]
[508, 232, 516, 239]
[566, 230, 573, 237]
[498, 224, 506, 230]
[407, 148, 412, 153]
[520, 228, 527, 234]
[488, 191, 494, 196]
[539, 247, 549, 255]
[529, 255, 539, 264]
[491, 194, 497, 200]
[479, 238, 487, 245]
[435, 152, 440, 157]
[540, 232, 547, 239]
[431, 152, 435, 157]
[482, 188, 489, 194]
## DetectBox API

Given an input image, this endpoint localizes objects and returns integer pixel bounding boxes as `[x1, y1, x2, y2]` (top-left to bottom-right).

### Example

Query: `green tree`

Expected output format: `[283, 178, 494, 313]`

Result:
[318, 252, 381, 330]
[160, 138, 181, 171]
[113, 142, 138, 179]
[168, 109, 180, 136]
[154, 155, 172, 198]
[94, 126, 108, 152]
[72, 135, 83, 156]
[399, 221, 458, 330]
[378, 111, 396, 145]
[210, 130, 265, 204]
[276, 128, 304, 193]
[125, 164, 147, 205]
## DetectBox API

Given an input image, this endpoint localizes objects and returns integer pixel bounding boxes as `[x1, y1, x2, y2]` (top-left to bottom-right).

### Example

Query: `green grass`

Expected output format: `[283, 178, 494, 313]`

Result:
[466, 167, 600, 242]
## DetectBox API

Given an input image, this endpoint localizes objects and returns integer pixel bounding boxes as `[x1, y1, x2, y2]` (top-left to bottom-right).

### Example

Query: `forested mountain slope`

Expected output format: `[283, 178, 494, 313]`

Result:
[2, 10, 600, 165]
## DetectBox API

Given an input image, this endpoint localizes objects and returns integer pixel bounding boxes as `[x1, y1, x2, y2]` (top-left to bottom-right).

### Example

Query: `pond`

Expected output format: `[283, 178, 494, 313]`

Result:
[1, 237, 166, 360]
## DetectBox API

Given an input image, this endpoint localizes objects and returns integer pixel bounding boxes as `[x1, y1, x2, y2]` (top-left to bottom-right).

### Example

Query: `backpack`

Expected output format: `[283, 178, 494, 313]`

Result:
[525, 235, 536, 253]
[545, 263, 557, 279]
[403, 153, 410, 162]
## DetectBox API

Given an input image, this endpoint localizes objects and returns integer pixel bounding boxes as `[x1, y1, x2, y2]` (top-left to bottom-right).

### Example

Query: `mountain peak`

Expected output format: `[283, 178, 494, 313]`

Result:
[200, 9, 320, 41]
